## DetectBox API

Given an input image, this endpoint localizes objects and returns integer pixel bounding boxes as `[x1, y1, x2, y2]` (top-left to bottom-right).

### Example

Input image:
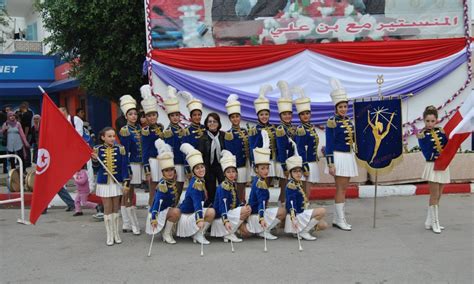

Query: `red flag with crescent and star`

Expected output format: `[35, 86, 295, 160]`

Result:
[29, 92, 92, 224]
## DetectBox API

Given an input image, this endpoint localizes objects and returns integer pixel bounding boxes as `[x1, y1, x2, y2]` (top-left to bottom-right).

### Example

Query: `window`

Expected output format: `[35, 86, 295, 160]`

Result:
[0, 0, 6, 9]
[26, 22, 38, 41]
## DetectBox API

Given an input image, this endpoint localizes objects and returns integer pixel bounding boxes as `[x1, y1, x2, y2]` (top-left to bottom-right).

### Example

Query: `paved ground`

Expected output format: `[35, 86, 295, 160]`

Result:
[1, 195, 472, 283]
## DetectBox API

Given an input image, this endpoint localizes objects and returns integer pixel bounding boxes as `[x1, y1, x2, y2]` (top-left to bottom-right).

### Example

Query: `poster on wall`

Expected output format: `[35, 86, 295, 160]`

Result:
[147, 0, 465, 49]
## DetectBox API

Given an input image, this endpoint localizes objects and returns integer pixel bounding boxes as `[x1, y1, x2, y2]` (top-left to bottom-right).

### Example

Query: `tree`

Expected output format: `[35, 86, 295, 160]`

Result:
[37, 1, 147, 101]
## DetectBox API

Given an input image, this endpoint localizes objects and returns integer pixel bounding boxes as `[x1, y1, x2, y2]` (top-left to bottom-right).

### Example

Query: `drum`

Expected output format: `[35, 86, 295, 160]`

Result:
[25, 171, 35, 192]
[8, 168, 20, 192]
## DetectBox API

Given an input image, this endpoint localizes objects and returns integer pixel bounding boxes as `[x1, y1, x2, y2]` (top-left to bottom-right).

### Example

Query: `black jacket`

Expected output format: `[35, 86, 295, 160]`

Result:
[198, 130, 226, 169]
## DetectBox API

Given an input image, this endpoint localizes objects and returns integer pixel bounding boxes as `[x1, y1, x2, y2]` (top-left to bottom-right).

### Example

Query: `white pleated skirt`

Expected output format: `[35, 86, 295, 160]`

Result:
[96, 182, 122, 198]
[211, 207, 242, 237]
[324, 151, 359, 178]
[284, 209, 314, 233]
[177, 208, 208, 237]
[175, 164, 185, 183]
[237, 161, 252, 183]
[246, 207, 278, 234]
[130, 163, 144, 185]
[269, 160, 280, 178]
[149, 158, 162, 182]
[145, 208, 169, 235]
[422, 162, 451, 184]
[302, 161, 320, 183]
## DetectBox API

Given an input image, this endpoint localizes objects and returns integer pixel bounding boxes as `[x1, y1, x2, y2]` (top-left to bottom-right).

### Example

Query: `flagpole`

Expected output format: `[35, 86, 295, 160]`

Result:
[373, 169, 378, 228]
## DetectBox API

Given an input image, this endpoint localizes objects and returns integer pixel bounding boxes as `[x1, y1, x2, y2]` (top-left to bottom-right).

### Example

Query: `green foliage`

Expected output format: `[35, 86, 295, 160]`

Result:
[37, 0, 147, 101]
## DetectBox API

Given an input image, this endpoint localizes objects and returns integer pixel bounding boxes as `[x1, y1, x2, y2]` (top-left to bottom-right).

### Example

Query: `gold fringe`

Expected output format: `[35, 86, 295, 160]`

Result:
[356, 154, 404, 176]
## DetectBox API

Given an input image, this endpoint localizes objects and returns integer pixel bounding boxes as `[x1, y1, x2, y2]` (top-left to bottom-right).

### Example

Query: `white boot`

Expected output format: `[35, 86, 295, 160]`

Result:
[162, 221, 177, 244]
[333, 203, 352, 231]
[430, 205, 441, 234]
[121, 206, 132, 232]
[425, 206, 445, 230]
[112, 213, 122, 244]
[300, 218, 318, 241]
[224, 233, 243, 243]
[104, 215, 114, 246]
[126, 206, 141, 235]
[193, 222, 211, 245]
[259, 219, 280, 240]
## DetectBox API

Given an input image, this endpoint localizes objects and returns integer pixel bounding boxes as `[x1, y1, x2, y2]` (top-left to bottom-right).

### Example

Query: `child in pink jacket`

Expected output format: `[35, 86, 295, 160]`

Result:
[73, 169, 101, 216]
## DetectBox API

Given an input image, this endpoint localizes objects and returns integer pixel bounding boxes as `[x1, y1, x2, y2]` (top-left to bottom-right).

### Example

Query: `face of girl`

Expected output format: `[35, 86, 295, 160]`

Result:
[191, 110, 202, 125]
[193, 164, 206, 178]
[162, 168, 176, 180]
[290, 168, 303, 181]
[145, 112, 158, 125]
[280, 111, 292, 124]
[258, 110, 270, 124]
[126, 109, 138, 124]
[299, 111, 311, 123]
[33, 117, 40, 123]
[229, 113, 241, 126]
[336, 102, 348, 116]
[424, 114, 437, 129]
[140, 114, 147, 125]
[225, 167, 237, 182]
[102, 130, 116, 146]
[169, 113, 180, 124]
[256, 164, 269, 178]
[8, 114, 15, 121]
[207, 117, 219, 132]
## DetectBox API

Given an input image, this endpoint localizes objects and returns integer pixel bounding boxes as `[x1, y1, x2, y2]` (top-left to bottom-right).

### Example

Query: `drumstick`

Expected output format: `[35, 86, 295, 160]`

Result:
[222, 198, 235, 253]
[290, 200, 303, 252]
[263, 200, 267, 252]
[147, 199, 163, 257]
[200, 201, 205, 257]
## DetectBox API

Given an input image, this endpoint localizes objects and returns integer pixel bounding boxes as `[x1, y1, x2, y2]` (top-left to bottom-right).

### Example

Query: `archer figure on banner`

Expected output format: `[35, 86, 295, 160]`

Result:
[367, 109, 396, 164]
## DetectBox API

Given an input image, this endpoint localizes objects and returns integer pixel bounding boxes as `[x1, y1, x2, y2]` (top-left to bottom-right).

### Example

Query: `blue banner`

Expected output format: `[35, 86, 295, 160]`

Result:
[354, 99, 403, 173]
[0, 55, 55, 81]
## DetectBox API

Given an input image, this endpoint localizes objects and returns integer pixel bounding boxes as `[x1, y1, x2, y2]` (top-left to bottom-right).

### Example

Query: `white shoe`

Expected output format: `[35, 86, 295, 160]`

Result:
[104, 215, 114, 246]
[300, 218, 318, 241]
[333, 203, 352, 231]
[259, 231, 278, 240]
[193, 231, 210, 245]
[162, 221, 176, 244]
[121, 206, 132, 232]
[425, 206, 445, 230]
[224, 233, 242, 243]
[112, 213, 122, 244]
[430, 205, 441, 234]
[299, 231, 317, 241]
[126, 207, 141, 235]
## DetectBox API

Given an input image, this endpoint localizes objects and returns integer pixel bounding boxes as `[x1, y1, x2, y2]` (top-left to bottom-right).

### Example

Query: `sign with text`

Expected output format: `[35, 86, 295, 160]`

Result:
[0, 55, 55, 81]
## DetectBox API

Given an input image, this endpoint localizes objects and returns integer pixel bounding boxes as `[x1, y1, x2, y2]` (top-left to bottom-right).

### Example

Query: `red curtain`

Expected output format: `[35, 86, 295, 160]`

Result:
[152, 38, 468, 71]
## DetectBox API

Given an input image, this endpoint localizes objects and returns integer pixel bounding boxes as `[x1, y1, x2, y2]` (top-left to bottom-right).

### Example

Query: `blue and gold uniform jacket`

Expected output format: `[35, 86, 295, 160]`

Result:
[149, 178, 179, 221]
[285, 178, 308, 218]
[276, 122, 296, 173]
[179, 176, 206, 223]
[248, 176, 269, 221]
[163, 123, 185, 165]
[141, 123, 164, 175]
[119, 124, 143, 163]
[182, 123, 206, 175]
[93, 144, 131, 184]
[295, 123, 319, 173]
[224, 126, 250, 168]
[417, 127, 448, 162]
[324, 115, 355, 165]
[214, 180, 243, 224]
[249, 122, 277, 165]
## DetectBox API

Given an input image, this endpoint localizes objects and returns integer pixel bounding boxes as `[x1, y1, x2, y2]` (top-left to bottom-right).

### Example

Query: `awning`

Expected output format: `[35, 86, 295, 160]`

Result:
[0, 81, 52, 97]
[46, 77, 79, 93]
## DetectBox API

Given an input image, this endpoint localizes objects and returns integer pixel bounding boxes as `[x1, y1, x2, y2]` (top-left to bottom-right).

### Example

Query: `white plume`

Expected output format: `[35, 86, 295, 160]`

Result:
[180, 143, 195, 156]
[288, 137, 299, 157]
[330, 78, 344, 91]
[291, 86, 306, 99]
[277, 80, 292, 100]
[261, 129, 270, 150]
[227, 94, 239, 103]
[140, 84, 152, 100]
[178, 90, 193, 102]
[167, 85, 177, 99]
[155, 139, 173, 158]
[258, 84, 273, 98]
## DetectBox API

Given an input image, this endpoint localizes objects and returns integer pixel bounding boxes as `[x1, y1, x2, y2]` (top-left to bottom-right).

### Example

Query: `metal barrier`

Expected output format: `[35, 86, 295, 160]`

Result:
[0, 154, 29, 225]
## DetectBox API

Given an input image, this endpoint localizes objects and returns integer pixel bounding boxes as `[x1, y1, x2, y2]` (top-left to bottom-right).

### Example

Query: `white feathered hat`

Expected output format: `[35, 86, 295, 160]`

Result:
[180, 143, 204, 170]
[330, 78, 349, 106]
[254, 85, 272, 114]
[180, 90, 202, 114]
[220, 150, 237, 172]
[286, 138, 303, 172]
[140, 84, 158, 115]
[277, 80, 293, 114]
[253, 130, 271, 165]
[164, 86, 180, 114]
[226, 94, 241, 116]
[155, 139, 174, 170]
[119, 94, 137, 115]
[293, 86, 311, 114]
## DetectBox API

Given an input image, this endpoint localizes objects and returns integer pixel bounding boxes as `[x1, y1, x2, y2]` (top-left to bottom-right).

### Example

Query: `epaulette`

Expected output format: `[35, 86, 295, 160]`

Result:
[327, 117, 336, 129]
[287, 180, 298, 190]
[416, 131, 425, 139]
[256, 179, 268, 190]
[297, 126, 306, 136]
[93, 145, 100, 155]
[222, 181, 234, 191]
[141, 127, 150, 136]
[118, 145, 126, 155]
[248, 127, 257, 136]
[225, 131, 234, 141]
[163, 129, 173, 139]
[193, 179, 205, 191]
[276, 125, 286, 137]
[183, 128, 190, 136]
[158, 182, 168, 193]
[437, 127, 445, 134]
[119, 126, 130, 137]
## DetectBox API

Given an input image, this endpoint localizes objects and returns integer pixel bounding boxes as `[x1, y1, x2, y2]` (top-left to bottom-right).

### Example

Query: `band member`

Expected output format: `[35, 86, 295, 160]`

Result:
[324, 79, 359, 231]
[181, 91, 206, 179]
[224, 94, 251, 202]
[146, 139, 181, 244]
[211, 150, 252, 242]
[247, 130, 286, 240]
[163, 86, 186, 198]
[294, 87, 320, 195]
[285, 139, 328, 240]
[417, 106, 450, 234]
[140, 84, 164, 207]
[92, 127, 131, 246]
[118, 94, 143, 235]
[177, 143, 216, 244]
[275, 80, 295, 203]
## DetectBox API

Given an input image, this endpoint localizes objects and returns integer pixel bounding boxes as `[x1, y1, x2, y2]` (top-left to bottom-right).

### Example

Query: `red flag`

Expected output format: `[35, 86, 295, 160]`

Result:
[29, 93, 92, 224]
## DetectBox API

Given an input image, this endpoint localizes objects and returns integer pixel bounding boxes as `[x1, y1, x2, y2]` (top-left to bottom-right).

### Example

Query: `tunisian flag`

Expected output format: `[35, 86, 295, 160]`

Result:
[434, 92, 473, 171]
[29, 92, 92, 224]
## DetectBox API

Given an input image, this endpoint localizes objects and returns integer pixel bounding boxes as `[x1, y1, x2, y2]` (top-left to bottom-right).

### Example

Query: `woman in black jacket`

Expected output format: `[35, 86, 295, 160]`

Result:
[198, 113, 226, 207]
